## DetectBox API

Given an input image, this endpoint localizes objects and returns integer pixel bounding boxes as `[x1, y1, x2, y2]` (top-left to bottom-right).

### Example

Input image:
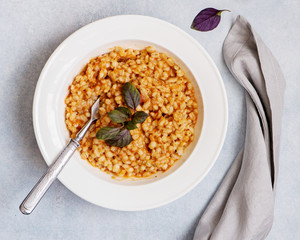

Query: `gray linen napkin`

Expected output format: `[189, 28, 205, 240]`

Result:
[194, 16, 285, 240]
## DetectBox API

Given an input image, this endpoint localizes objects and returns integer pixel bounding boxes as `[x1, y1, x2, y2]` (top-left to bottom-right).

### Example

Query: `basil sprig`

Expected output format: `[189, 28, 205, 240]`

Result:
[96, 82, 148, 147]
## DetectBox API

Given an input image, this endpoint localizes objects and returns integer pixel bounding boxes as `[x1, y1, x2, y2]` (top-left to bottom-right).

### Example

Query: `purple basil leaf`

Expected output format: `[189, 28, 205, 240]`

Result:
[132, 111, 148, 124]
[96, 127, 122, 140]
[125, 121, 137, 130]
[191, 8, 230, 32]
[106, 128, 132, 147]
[108, 108, 130, 123]
[122, 82, 141, 111]
[115, 107, 132, 118]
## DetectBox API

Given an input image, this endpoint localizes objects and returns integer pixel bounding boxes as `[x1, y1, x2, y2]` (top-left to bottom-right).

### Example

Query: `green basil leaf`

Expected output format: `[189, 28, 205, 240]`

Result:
[96, 127, 122, 140]
[115, 107, 132, 118]
[122, 82, 141, 110]
[125, 121, 137, 130]
[132, 111, 149, 124]
[108, 109, 130, 123]
[106, 128, 132, 147]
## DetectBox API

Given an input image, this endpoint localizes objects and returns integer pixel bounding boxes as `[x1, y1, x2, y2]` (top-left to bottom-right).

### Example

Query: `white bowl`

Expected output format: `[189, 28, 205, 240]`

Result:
[33, 15, 228, 211]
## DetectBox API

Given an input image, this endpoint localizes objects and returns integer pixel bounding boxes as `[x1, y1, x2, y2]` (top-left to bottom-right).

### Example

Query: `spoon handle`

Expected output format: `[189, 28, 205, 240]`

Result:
[19, 139, 79, 215]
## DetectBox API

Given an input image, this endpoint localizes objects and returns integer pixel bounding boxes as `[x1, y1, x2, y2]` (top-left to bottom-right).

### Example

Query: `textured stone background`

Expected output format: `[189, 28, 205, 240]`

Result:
[1, 0, 299, 239]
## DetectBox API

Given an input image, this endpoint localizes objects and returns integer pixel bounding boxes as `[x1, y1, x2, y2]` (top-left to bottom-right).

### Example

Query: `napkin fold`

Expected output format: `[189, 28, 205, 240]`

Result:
[194, 16, 285, 240]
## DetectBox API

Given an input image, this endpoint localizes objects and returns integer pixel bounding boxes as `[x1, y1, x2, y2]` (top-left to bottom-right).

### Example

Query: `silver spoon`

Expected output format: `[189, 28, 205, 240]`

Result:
[19, 97, 100, 215]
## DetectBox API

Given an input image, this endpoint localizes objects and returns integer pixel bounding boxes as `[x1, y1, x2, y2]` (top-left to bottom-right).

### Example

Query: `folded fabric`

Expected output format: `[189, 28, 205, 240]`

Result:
[194, 15, 285, 240]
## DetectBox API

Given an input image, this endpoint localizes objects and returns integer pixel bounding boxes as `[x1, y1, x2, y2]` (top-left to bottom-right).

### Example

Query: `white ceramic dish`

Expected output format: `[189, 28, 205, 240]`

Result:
[33, 15, 228, 211]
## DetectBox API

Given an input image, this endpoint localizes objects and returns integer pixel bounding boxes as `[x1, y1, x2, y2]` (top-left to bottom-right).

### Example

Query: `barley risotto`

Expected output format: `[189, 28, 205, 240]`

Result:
[65, 46, 200, 178]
